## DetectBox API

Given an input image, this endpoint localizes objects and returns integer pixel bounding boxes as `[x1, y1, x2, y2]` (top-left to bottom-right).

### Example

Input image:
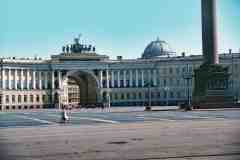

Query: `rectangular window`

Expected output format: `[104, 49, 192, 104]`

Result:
[169, 68, 173, 74]
[36, 95, 40, 102]
[163, 79, 167, 87]
[114, 93, 118, 100]
[24, 95, 27, 102]
[18, 95, 21, 103]
[30, 95, 34, 102]
[42, 95, 46, 102]
[138, 92, 142, 99]
[12, 95, 15, 103]
[5, 95, 9, 103]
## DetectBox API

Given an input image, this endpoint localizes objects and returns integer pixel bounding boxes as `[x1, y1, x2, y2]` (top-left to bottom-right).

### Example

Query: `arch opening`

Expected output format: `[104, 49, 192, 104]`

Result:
[62, 70, 99, 107]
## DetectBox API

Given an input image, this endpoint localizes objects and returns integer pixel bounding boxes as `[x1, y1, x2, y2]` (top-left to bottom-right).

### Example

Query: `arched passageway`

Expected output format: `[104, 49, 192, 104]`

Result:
[62, 70, 99, 106]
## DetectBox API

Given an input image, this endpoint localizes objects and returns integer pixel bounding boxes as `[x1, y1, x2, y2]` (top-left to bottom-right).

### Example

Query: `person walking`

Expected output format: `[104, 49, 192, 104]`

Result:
[61, 106, 70, 123]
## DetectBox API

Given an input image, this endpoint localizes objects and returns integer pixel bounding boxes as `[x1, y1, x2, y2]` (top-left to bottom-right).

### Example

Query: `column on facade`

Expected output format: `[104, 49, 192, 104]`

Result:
[44, 71, 48, 89]
[26, 69, 30, 90]
[141, 70, 144, 87]
[33, 70, 36, 89]
[117, 70, 120, 88]
[51, 70, 55, 89]
[129, 70, 133, 87]
[106, 70, 109, 88]
[39, 71, 42, 90]
[135, 69, 139, 87]
[99, 70, 103, 88]
[8, 68, 12, 90]
[57, 70, 61, 89]
[153, 69, 157, 86]
[123, 70, 127, 87]
[14, 69, 17, 90]
[21, 69, 24, 90]
[111, 70, 114, 88]
[2, 68, 5, 90]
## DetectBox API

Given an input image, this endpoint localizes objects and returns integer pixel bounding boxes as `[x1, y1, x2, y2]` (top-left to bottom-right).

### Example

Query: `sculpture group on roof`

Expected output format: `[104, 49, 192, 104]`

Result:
[62, 37, 96, 54]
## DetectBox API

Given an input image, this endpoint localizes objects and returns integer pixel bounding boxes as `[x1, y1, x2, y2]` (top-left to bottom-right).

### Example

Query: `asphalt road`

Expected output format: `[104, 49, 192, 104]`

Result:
[0, 109, 240, 128]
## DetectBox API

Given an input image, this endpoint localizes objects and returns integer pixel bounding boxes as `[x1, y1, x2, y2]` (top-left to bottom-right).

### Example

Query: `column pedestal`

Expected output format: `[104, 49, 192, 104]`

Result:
[193, 64, 234, 108]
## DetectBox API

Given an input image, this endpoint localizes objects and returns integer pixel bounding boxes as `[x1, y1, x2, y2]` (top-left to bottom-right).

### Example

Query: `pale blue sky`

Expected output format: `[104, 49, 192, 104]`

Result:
[1, 0, 240, 59]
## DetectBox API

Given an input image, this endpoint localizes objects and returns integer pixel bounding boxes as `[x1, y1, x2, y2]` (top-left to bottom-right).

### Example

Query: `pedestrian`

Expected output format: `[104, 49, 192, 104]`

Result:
[61, 106, 69, 123]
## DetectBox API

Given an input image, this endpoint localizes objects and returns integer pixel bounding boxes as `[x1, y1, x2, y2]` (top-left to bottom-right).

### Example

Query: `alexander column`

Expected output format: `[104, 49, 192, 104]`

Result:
[201, 0, 218, 65]
[193, 0, 230, 108]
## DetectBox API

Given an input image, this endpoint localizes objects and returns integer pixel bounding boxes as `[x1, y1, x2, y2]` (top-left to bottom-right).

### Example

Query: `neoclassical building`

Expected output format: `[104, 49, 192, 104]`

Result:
[0, 37, 240, 110]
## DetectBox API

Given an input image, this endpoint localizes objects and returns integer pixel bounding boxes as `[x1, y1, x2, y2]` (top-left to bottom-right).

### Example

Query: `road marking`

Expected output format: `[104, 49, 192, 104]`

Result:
[183, 115, 209, 119]
[46, 113, 120, 124]
[136, 115, 144, 119]
[16, 115, 56, 124]
[145, 117, 176, 121]
[75, 117, 120, 124]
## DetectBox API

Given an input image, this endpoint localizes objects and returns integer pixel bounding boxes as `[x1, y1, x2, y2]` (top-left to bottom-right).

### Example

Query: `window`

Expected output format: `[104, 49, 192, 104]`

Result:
[18, 95, 21, 103]
[169, 68, 173, 74]
[132, 92, 137, 99]
[145, 92, 149, 99]
[163, 79, 167, 87]
[30, 95, 34, 102]
[12, 95, 15, 103]
[176, 68, 180, 74]
[170, 92, 174, 98]
[114, 93, 118, 100]
[151, 92, 154, 99]
[164, 91, 167, 99]
[177, 92, 181, 98]
[182, 67, 186, 73]
[126, 93, 130, 99]
[42, 95, 46, 102]
[138, 92, 142, 99]
[121, 93, 124, 100]
[36, 95, 40, 102]
[177, 79, 180, 86]
[24, 95, 27, 102]
[5, 95, 9, 103]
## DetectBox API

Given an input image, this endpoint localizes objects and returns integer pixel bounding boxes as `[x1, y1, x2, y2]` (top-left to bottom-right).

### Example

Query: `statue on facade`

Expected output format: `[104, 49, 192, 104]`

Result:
[66, 45, 69, 53]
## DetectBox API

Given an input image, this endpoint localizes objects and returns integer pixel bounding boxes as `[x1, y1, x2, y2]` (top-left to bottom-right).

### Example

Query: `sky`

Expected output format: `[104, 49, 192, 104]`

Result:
[0, 0, 240, 59]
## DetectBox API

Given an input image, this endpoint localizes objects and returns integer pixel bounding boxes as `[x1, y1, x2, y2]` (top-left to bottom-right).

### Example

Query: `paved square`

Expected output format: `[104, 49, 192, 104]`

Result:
[0, 109, 240, 160]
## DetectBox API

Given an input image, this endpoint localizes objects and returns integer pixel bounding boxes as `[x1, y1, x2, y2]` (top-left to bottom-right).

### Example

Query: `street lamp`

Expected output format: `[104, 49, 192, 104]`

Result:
[183, 64, 193, 109]
[145, 81, 152, 111]
[145, 62, 158, 111]
[164, 87, 169, 106]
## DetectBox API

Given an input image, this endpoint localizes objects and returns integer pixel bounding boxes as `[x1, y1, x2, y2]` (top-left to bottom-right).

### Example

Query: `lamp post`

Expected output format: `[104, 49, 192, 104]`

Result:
[145, 81, 152, 111]
[164, 87, 169, 106]
[183, 64, 193, 109]
[145, 62, 158, 111]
